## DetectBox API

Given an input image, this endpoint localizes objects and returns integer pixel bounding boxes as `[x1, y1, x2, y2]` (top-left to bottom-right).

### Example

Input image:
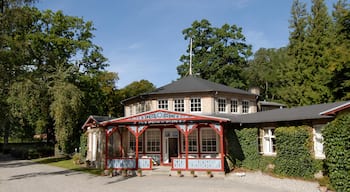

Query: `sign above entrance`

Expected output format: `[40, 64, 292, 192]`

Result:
[129, 111, 194, 121]
[103, 110, 229, 126]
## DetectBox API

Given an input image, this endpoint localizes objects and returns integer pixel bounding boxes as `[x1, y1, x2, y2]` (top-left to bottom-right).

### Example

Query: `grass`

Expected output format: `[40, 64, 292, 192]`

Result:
[33, 156, 102, 175]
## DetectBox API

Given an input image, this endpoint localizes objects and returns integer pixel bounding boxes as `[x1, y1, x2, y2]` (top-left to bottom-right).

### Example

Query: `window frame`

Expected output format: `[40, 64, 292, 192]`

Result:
[200, 128, 218, 153]
[157, 99, 168, 110]
[128, 132, 143, 153]
[174, 98, 185, 112]
[262, 127, 276, 155]
[190, 97, 202, 112]
[145, 129, 161, 153]
[181, 129, 198, 153]
[242, 100, 250, 114]
[230, 99, 238, 113]
[218, 98, 226, 113]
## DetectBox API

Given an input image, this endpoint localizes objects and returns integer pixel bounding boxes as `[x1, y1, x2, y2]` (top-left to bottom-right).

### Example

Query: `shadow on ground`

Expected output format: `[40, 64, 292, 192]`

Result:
[9, 169, 83, 180]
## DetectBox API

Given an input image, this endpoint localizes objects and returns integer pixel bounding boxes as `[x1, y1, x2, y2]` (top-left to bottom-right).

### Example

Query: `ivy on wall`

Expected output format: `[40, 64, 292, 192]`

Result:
[322, 113, 350, 191]
[273, 126, 316, 178]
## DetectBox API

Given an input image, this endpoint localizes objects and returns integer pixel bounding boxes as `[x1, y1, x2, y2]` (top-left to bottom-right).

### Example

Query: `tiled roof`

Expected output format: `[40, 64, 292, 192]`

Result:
[237, 101, 349, 124]
[122, 76, 255, 103]
[148, 75, 254, 95]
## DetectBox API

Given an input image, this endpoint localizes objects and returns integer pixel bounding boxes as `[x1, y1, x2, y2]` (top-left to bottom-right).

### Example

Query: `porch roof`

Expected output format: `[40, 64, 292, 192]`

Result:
[101, 109, 230, 126]
[81, 115, 115, 129]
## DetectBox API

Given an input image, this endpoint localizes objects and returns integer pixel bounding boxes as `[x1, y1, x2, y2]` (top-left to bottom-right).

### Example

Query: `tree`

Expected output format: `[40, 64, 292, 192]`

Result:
[115, 80, 156, 117]
[279, 0, 334, 106]
[246, 47, 290, 101]
[2, 5, 112, 155]
[177, 19, 252, 89]
[330, 0, 350, 100]
[0, 1, 39, 144]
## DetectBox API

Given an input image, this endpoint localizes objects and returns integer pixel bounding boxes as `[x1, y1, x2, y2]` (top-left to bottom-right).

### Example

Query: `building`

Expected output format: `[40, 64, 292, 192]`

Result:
[82, 75, 350, 174]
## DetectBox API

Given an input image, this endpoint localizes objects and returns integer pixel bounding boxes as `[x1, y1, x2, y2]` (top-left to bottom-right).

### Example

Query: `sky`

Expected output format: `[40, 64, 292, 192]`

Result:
[36, 0, 338, 89]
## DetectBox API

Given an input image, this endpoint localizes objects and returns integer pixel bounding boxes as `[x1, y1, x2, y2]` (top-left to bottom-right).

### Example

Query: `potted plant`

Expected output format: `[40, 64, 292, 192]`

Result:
[137, 169, 142, 177]
[206, 170, 213, 178]
[122, 169, 128, 177]
[177, 170, 183, 177]
[190, 170, 197, 178]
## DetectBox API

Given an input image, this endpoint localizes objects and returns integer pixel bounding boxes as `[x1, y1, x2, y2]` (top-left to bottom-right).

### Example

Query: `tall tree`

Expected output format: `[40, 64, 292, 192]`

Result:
[177, 19, 252, 89]
[2, 5, 113, 154]
[279, 0, 333, 106]
[330, 0, 350, 100]
[0, 1, 38, 144]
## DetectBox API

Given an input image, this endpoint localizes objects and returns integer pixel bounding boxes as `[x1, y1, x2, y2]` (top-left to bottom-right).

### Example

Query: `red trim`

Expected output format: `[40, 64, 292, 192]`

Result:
[101, 109, 228, 126]
[321, 102, 350, 116]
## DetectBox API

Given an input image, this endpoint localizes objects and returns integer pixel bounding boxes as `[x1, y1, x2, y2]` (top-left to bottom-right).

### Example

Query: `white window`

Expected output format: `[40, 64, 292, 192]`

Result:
[190, 98, 201, 112]
[242, 100, 250, 114]
[129, 133, 143, 153]
[181, 130, 198, 152]
[231, 99, 238, 113]
[313, 125, 325, 159]
[146, 129, 161, 152]
[262, 128, 276, 155]
[218, 98, 226, 112]
[174, 98, 184, 112]
[158, 99, 168, 110]
[201, 129, 217, 152]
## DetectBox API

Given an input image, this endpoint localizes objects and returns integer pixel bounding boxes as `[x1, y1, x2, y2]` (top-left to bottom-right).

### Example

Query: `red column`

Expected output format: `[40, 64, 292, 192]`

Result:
[135, 134, 139, 169]
[220, 124, 225, 172]
[185, 132, 189, 170]
[105, 130, 108, 170]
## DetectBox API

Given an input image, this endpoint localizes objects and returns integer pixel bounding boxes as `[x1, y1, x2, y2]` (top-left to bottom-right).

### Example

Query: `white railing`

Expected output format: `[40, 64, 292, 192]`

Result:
[107, 158, 152, 169]
[172, 158, 222, 170]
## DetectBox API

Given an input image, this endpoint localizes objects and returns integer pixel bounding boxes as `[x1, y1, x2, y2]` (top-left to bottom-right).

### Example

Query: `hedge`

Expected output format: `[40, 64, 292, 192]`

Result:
[273, 126, 316, 178]
[234, 128, 262, 170]
[322, 113, 350, 191]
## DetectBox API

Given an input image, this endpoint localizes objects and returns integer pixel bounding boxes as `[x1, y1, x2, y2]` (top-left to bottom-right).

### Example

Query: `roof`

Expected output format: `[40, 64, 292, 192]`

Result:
[123, 75, 255, 103]
[238, 101, 350, 124]
[81, 115, 115, 129]
[259, 100, 286, 107]
[101, 109, 230, 126]
[320, 101, 350, 116]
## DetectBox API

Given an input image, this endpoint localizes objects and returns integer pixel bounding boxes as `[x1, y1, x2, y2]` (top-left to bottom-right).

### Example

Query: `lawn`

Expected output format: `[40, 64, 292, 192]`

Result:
[33, 156, 102, 175]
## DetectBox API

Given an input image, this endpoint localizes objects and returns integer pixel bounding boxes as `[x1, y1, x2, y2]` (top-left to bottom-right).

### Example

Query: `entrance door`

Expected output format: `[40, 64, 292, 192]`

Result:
[168, 138, 178, 163]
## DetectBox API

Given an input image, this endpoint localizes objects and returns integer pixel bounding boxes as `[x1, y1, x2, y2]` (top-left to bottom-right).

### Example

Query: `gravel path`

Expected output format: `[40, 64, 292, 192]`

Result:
[0, 156, 320, 192]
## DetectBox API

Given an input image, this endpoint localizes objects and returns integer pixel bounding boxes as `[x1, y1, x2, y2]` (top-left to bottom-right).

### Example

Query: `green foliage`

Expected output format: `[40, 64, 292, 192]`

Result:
[79, 133, 88, 160]
[246, 47, 290, 101]
[177, 19, 252, 89]
[234, 128, 262, 170]
[322, 113, 350, 191]
[273, 126, 316, 178]
[224, 127, 244, 170]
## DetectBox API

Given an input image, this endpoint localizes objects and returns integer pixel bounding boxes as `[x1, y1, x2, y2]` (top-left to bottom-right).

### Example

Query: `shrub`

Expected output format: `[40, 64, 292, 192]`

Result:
[273, 126, 316, 178]
[235, 128, 262, 170]
[322, 113, 350, 191]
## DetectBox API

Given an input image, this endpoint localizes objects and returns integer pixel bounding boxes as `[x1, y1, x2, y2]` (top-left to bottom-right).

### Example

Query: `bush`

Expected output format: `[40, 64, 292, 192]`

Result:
[322, 113, 350, 191]
[235, 128, 262, 170]
[3, 143, 54, 159]
[273, 126, 316, 178]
